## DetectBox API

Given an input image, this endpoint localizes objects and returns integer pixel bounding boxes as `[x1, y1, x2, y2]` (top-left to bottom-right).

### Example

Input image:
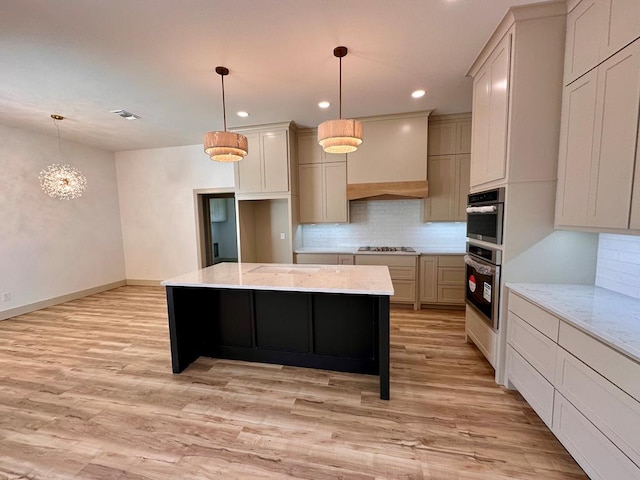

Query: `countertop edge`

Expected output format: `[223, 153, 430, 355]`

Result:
[161, 281, 394, 296]
[506, 283, 640, 364]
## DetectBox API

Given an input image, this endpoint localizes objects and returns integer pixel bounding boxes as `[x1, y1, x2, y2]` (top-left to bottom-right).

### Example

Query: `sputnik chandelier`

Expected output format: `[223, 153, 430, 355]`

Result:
[38, 115, 87, 200]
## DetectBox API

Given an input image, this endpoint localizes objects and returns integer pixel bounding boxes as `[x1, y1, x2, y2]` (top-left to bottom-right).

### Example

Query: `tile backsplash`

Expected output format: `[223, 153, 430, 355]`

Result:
[596, 233, 640, 299]
[300, 199, 467, 249]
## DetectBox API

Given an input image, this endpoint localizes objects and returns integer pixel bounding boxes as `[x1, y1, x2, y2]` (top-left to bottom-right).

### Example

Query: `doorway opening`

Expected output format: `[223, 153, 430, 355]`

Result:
[197, 192, 238, 267]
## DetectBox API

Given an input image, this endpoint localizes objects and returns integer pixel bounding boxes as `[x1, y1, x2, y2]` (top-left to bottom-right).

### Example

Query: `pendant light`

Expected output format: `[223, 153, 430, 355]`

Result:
[38, 115, 87, 200]
[318, 46, 363, 154]
[203, 67, 248, 162]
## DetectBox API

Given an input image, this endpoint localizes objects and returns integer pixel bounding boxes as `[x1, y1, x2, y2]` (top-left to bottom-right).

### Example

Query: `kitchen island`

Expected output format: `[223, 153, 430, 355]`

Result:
[161, 262, 394, 399]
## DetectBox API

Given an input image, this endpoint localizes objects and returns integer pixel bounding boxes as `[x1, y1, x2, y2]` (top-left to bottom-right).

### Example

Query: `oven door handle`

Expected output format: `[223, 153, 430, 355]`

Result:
[466, 205, 497, 214]
[464, 255, 496, 275]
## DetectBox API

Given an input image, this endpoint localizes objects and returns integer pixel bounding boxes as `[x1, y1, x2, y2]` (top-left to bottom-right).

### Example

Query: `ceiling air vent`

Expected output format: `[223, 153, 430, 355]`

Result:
[110, 109, 141, 120]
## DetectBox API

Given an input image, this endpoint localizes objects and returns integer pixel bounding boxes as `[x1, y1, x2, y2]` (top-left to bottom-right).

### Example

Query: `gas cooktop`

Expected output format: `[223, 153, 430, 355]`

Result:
[358, 246, 416, 253]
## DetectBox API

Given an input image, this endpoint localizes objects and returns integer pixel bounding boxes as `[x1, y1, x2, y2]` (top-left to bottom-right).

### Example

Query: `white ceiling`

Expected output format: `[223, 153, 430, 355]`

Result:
[1, 0, 549, 152]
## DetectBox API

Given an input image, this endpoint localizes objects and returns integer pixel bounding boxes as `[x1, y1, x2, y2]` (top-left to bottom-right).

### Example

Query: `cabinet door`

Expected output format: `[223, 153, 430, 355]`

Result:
[419, 256, 437, 303]
[424, 155, 456, 221]
[428, 123, 457, 155]
[262, 131, 289, 193]
[456, 120, 472, 154]
[298, 133, 323, 165]
[323, 162, 348, 223]
[556, 70, 598, 227]
[564, 0, 606, 85]
[470, 34, 510, 188]
[455, 154, 471, 221]
[602, 0, 640, 62]
[235, 133, 262, 193]
[486, 34, 510, 184]
[299, 164, 323, 223]
[471, 68, 491, 187]
[589, 40, 640, 228]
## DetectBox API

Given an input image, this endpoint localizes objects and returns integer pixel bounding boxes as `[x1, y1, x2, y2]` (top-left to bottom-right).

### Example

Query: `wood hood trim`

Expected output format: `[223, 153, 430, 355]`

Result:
[347, 180, 429, 201]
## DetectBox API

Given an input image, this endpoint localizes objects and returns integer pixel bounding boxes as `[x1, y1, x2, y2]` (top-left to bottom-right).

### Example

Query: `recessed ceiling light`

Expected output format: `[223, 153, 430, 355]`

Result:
[237, 111, 249, 118]
[411, 90, 426, 99]
[110, 109, 141, 120]
[318, 101, 331, 109]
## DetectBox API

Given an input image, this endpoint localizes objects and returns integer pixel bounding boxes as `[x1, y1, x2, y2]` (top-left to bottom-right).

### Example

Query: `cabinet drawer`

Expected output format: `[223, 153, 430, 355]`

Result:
[295, 253, 338, 265]
[388, 266, 417, 280]
[391, 280, 416, 303]
[355, 255, 417, 268]
[506, 346, 555, 427]
[437, 266, 464, 285]
[558, 322, 640, 401]
[507, 312, 557, 382]
[337, 255, 354, 265]
[508, 293, 559, 341]
[553, 392, 640, 480]
[555, 347, 640, 466]
[437, 286, 464, 304]
[437, 255, 464, 268]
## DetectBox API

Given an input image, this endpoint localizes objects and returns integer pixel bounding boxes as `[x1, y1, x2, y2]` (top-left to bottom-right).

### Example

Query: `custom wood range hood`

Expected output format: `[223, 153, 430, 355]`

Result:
[345, 111, 431, 201]
[347, 180, 429, 201]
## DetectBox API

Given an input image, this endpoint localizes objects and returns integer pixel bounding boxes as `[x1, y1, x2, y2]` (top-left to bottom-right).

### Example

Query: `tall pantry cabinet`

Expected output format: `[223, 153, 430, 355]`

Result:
[555, 0, 640, 231]
[465, 1, 600, 383]
[232, 122, 301, 264]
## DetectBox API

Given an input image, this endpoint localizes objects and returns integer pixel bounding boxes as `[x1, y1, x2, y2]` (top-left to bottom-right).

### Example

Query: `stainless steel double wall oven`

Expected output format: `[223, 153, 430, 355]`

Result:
[464, 187, 504, 330]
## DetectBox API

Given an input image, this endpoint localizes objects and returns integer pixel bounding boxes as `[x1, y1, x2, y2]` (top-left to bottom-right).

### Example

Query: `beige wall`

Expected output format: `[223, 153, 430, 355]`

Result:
[115, 144, 235, 281]
[0, 123, 125, 315]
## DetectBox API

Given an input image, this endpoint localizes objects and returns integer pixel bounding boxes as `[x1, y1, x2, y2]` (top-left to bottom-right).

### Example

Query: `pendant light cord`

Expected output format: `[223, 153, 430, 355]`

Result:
[220, 74, 227, 132]
[53, 117, 63, 161]
[339, 55, 343, 120]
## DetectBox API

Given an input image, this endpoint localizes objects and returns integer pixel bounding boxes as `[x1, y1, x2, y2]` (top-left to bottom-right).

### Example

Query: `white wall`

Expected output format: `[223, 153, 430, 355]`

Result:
[596, 233, 640, 299]
[301, 199, 467, 249]
[0, 123, 125, 315]
[115, 145, 234, 281]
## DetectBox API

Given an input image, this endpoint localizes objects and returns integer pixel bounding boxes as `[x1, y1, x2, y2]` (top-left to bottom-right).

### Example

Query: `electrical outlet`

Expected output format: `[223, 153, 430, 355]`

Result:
[280, 232, 285, 240]
[2, 292, 11, 303]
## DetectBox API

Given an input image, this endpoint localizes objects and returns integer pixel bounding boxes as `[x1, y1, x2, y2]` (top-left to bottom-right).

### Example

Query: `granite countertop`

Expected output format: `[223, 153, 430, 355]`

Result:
[507, 283, 640, 363]
[294, 247, 466, 255]
[161, 262, 394, 296]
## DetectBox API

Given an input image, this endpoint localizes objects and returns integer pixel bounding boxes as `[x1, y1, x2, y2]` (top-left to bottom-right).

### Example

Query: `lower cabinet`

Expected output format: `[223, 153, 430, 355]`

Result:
[419, 255, 465, 306]
[295, 253, 354, 265]
[355, 255, 418, 309]
[506, 291, 640, 480]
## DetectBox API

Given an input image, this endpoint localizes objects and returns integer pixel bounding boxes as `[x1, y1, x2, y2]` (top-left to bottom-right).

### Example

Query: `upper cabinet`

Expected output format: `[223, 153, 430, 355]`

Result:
[564, 0, 640, 85]
[297, 129, 348, 224]
[556, 0, 640, 232]
[469, 34, 511, 188]
[424, 114, 471, 222]
[557, 38, 640, 229]
[234, 122, 297, 196]
[467, 1, 567, 192]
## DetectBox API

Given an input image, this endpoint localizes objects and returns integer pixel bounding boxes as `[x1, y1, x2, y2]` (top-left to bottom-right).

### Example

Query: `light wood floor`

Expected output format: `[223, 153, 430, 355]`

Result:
[0, 286, 586, 479]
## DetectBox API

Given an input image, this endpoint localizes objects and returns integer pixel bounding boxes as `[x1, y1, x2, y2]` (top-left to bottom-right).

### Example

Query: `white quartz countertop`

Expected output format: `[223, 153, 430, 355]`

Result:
[162, 262, 394, 296]
[507, 283, 640, 363]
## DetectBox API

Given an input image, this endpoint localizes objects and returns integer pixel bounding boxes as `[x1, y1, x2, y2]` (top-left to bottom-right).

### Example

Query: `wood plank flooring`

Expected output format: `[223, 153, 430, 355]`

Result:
[0, 286, 586, 479]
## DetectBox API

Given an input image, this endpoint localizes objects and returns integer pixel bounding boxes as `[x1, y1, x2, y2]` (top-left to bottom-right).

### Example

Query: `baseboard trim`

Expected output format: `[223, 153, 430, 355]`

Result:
[0, 280, 127, 321]
[126, 279, 163, 286]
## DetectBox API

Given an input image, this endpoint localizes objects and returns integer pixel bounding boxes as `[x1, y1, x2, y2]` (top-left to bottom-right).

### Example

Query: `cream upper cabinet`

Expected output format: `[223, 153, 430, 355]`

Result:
[298, 130, 348, 224]
[470, 34, 511, 189]
[556, 70, 598, 226]
[234, 124, 294, 195]
[424, 114, 471, 222]
[565, 0, 640, 85]
[298, 162, 348, 224]
[564, 0, 606, 85]
[556, 39, 640, 230]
